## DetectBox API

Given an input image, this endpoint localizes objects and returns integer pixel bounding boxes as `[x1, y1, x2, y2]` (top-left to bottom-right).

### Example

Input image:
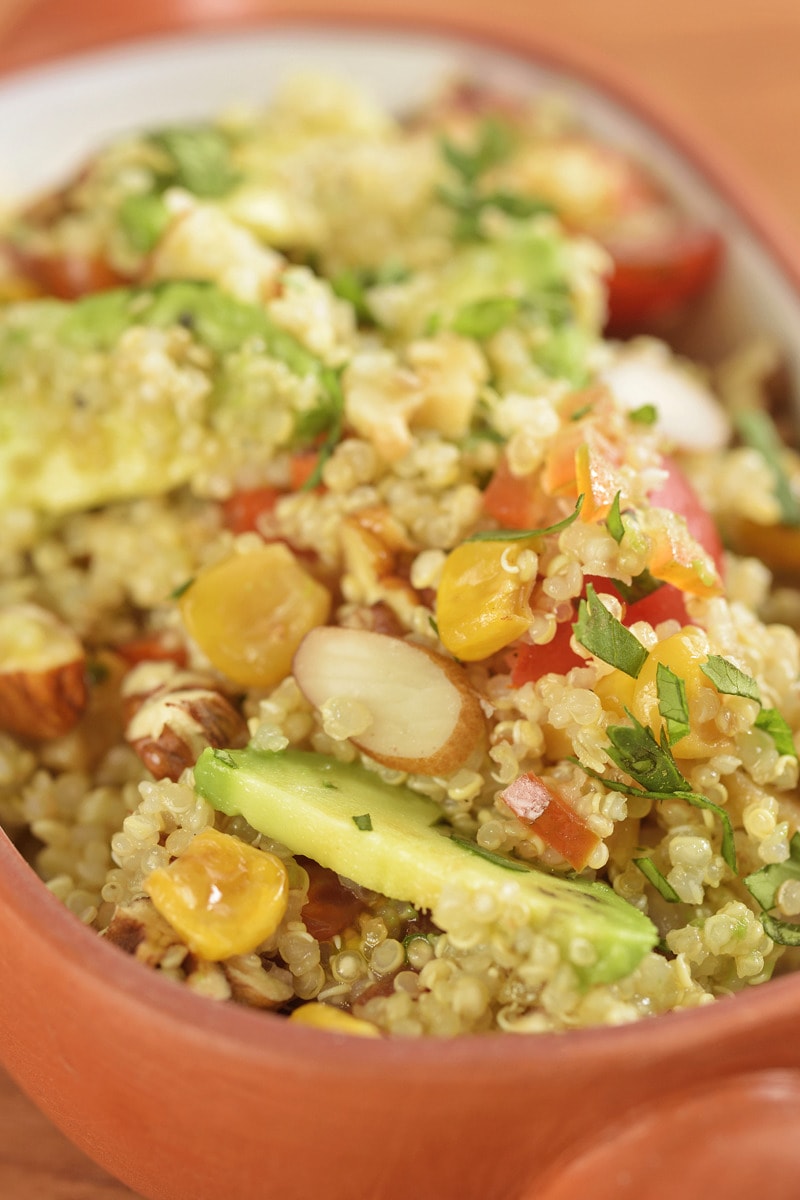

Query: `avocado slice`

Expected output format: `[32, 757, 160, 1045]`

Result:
[0, 281, 330, 514]
[193, 746, 657, 988]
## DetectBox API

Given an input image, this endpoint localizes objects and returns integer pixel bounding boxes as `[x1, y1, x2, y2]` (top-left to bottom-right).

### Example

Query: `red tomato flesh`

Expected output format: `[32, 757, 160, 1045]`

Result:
[604, 223, 723, 337]
[500, 772, 600, 870]
[221, 487, 281, 534]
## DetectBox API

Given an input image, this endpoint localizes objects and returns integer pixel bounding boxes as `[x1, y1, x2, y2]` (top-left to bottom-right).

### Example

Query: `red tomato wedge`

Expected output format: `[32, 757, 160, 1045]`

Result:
[11, 248, 126, 299]
[648, 455, 726, 579]
[482, 455, 547, 530]
[604, 223, 724, 337]
[221, 487, 281, 534]
[499, 772, 600, 871]
[116, 633, 188, 669]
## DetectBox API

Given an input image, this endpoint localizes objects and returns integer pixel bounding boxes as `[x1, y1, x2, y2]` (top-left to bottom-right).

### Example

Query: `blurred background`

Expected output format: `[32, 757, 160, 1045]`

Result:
[0, 0, 798, 1194]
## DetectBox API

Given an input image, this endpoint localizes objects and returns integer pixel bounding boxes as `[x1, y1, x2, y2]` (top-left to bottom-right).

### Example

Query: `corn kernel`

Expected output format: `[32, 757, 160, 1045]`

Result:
[288, 1002, 381, 1037]
[180, 542, 330, 687]
[145, 828, 289, 961]
[437, 540, 533, 661]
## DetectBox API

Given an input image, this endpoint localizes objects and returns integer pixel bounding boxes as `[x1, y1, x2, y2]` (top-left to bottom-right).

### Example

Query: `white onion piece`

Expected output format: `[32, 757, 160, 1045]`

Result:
[602, 343, 731, 452]
[293, 627, 486, 776]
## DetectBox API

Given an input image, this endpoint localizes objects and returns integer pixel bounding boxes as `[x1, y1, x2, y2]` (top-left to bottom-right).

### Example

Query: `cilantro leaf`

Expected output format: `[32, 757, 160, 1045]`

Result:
[466, 495, 584, 543]
[628, 403, 658, 425]
[451, 296, 521, 339]
[634, 856, 680, 902]
[605, 714, 690, 794]
[574, 585, 648, 678]
[656, 662, 690, 745]
[448, 834, 532, 872]
[700, 655, 761, 703]
[610, 570, 664, 605]
[606, 492, 625, 544]
[745, 831, 800, 911]
[597, 711, 737, 870]
[352, 813, 373, 831]
[735, 408, 800, 527]
[298, 369, 345, 492]
[745, 833, 800, 944]
[440, 118, 516, 184]
[150, 126, 240, 198]
[755, 708, 798, 758]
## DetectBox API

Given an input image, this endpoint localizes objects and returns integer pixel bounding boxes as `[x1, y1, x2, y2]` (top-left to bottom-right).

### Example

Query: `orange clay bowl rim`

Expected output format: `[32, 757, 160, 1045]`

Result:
[1, 0, 800, 1071]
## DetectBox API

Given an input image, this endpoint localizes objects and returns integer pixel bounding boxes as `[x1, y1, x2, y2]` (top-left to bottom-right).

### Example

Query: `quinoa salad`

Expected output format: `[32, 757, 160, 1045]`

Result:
[2, 73, 800, 1038]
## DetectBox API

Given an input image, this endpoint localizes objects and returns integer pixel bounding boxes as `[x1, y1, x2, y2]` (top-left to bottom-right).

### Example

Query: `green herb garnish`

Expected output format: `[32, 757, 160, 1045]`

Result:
[578, 710, 737, 870]
[170, 577, 195, 600]
[606, 491, 625, 544]
[466, 494, 584, 544]
[700, 655, 761, 703]
[735, 408, 800, 527]
[634, 856, 680, 902]
[574, 584, 648, 678]
[656, 662, 691, 745]
[118, 192, 170, 254]
[754, 708, 798, 758]
[213, 749, 239, 769]
[745, 832, 800, 944]
[352, 813, 373, 831]
[440, 118, 516, 184]
[150, 126, 241, 198]
[628, 403, 658, 425]
[610, 570, 664, 606]
[451, 296, 520, 339]
[449, 834, 531, 872]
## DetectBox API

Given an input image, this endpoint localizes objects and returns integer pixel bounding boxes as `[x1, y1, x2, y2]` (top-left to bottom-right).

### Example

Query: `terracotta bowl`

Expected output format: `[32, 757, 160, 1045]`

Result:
[2, 6, 800, 1199]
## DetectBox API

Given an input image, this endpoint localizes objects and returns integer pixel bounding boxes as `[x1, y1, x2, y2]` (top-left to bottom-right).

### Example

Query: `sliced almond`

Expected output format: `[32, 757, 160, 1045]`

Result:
[601, 340, 731, 452]
[293, 626, 486, 776]
[0, 603, 87, 740]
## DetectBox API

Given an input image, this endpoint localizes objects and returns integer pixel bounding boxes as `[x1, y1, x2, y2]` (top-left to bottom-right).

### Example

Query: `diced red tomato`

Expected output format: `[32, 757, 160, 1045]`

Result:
[221, 486, 281, 534]
[604, 223, 723, 337]
[116, 633, 188, 669]
[499, 772, 600, 870]
[300, 858, 366, 942]
[648, 455, 725, 579]
[482, 455, 547, 529]
[11, 248, 126, 299]
[290, 452, 322, 492]
[510, 618, 580, 686]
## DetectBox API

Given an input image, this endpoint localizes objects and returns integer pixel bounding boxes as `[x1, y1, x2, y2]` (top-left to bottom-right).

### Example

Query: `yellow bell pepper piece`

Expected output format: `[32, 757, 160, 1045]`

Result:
[288, 1003, 381, 1037]
[437, 540, 533, 661]
[145, 827, 289, 961]
[180, 542, 330, 688]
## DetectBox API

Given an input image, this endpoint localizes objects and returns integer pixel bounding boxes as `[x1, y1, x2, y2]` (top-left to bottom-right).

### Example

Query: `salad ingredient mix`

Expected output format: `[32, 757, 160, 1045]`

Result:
[1, 73, 799, 1036]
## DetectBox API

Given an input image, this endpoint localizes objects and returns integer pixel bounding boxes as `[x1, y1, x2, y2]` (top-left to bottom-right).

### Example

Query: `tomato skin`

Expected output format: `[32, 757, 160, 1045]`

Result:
[510, 619, 580, 686]
[499, 772, 600, 870]
[221, 487, 281, 534]
[10, 247, 126, 299]
[648, 455, 725, 578]
[116, 633, 188, 669]
[604, 223, 723, 337]
[482, 455, 547, 530]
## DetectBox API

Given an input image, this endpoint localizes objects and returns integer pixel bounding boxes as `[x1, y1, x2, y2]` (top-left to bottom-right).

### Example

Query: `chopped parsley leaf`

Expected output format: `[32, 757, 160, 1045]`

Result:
[574, 584, 648, 678]
[656, 662, 690, 745]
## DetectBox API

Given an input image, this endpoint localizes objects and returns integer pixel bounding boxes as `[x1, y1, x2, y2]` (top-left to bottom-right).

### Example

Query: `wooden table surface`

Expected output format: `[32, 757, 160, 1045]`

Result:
[1, 0, 800, 1195]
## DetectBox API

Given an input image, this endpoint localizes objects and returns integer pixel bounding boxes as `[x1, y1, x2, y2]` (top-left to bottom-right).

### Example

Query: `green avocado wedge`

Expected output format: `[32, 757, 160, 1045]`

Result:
[194, 747, 657, 989]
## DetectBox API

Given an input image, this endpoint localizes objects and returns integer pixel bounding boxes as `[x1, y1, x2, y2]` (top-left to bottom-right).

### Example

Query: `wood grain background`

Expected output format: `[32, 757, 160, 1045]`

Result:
[1, 0, 799, 1195]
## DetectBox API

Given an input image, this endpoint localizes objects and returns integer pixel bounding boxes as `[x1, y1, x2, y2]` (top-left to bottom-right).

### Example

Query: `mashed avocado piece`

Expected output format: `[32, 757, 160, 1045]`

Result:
[0, 281, 327, 513]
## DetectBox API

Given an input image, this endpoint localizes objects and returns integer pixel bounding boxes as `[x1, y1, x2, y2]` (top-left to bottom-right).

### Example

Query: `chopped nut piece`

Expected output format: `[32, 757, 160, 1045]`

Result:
[0, 603, 87, 740]
[124, 665, 248, 781]
[223, 955, 295, 1009]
